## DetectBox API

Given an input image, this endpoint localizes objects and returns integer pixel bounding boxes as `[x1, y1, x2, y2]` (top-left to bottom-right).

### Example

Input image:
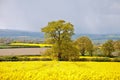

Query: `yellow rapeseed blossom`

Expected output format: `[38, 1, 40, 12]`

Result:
[10, 43, 53, 47]
[0, 61, 120, 80]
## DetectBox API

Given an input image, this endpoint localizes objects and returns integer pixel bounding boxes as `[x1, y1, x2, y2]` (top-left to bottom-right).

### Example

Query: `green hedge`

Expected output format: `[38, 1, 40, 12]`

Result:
[90, 58, 111, 62]
[112, 58, 120, 62]
[0, 56, 120, 62]
[0, 56, 52, 61]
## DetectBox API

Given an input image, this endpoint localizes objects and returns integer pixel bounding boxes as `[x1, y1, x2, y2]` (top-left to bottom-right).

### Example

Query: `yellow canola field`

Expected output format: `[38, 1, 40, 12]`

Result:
[0, 61, 120, 80]
[10, 43, 53, 47]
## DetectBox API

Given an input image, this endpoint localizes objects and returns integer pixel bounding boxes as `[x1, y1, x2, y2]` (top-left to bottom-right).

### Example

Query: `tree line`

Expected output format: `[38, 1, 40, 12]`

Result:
[42, 20, 120, 61]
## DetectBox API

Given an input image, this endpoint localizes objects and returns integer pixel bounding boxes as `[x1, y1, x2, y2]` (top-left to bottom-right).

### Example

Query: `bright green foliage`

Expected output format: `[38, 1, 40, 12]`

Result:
[102, 40, 114, 57]
[41, 20, 74, 42]
[42, 20, 78, 60]
[74, 36, 93, 56]
[59, 42, 79, 61]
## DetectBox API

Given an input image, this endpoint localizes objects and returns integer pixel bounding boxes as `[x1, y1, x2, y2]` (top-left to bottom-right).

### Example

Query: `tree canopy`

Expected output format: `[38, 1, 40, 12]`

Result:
[42, 20, 79, 60]
[102, 40, 114, 57]
[74, 36, 93, 56]
[114, 40, 120, 51]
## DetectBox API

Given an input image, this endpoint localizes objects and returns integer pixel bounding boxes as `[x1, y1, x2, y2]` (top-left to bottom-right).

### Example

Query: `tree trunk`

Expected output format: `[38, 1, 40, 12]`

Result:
[58, 52, 62, 60]
[89, 51, 93, 56]
[81, 49, 85, 56]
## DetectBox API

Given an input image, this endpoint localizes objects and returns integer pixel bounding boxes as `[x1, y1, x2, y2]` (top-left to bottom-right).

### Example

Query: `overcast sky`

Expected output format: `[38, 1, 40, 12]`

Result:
[0, 0, 120, 34]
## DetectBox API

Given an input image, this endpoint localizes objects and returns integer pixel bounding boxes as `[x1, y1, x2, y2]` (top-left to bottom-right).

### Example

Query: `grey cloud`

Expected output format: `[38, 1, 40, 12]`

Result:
[0, 0, 120, 34]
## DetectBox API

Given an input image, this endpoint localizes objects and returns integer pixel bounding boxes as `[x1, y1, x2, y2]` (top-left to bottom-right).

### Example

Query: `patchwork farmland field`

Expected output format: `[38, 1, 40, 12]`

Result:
[0, 48, 48, 56]
[0, 61, 120, 80]
[10, 43, 53, 47]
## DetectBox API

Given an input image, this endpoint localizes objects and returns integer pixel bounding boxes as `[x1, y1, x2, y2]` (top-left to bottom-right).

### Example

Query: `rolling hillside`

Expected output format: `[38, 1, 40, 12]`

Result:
[0, 29, 43, 37]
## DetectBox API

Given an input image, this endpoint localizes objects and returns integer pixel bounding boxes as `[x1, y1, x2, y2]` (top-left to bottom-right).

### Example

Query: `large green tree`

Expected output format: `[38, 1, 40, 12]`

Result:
[74, 36, 93, 56]
[42, 20, 79, 60]
[102, 40, 114, 57]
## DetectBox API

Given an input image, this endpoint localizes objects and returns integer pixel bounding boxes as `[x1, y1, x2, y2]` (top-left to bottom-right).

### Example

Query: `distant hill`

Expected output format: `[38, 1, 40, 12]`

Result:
[73, 34, 120, 40]
[0, 29, 120, 44]
[0, 29, 44, 39]
[73, 34, 120, 44]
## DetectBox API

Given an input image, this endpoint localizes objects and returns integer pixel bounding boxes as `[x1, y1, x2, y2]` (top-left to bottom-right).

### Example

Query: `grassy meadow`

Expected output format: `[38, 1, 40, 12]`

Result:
[0, 61, 120, 80]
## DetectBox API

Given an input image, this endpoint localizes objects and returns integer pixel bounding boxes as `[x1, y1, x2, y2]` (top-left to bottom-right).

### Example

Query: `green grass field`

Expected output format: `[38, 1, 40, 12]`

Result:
[0, 61, 120, 80]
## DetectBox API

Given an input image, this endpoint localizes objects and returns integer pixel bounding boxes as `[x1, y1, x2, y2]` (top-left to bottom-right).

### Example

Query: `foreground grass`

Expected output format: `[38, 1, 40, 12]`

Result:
[0, 61, 120, 80]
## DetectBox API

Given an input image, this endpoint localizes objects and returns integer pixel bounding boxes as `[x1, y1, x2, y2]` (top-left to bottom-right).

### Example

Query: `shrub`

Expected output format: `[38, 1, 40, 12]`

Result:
[39, 58, 52, 61]
[30, 58, 40, 61]
[78, 58, 90, 61]
[0, 57, 5, 61]
[0, 56, 52, 61]
[10, 56, 19, 61]
[91, 57, 111, 62]
[5, 56, 19, 61]
[23, 57, 30, 61]
[112, 58, 120, 62]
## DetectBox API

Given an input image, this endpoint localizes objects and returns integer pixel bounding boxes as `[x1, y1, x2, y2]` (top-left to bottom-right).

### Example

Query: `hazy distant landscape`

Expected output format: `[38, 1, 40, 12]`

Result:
[0, 29, 43, 39]
[1, 29, 120, 44]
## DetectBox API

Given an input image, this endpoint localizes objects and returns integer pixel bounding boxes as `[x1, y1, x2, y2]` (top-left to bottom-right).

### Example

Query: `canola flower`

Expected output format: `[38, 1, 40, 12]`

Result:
[0, 61, 120, 80]
[10, 43, 53, 47]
